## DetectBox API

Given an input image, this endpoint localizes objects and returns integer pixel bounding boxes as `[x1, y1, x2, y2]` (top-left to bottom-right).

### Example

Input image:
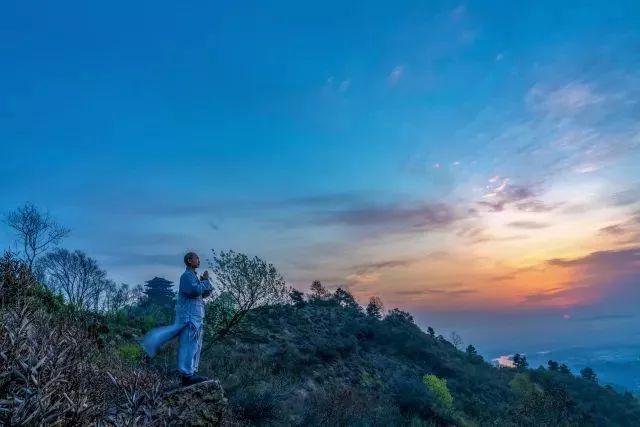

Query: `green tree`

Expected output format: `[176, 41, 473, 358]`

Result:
[509, 373, 537, 397]
[366, 296, 384, 319]
[384, 308, 414, 324]
[427, 326, 435, 337]
[547, 360, 559, 371]
[466, 345, 477, 356]
[559, 364, 571, 374]
[512, 353, 528, 370]
[580, 366, 597, 383]
[423, 374, 453, 410]
[289, 287, 305, 308]
[333, 287, 360, 311]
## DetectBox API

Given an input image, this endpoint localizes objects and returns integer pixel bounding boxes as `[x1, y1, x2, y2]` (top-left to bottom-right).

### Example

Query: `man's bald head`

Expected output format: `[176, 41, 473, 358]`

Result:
[184, 252, 200, 269]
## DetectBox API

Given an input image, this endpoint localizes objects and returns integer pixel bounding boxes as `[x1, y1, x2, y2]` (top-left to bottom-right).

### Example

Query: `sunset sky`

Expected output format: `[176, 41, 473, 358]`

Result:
[2, 1, 639, 353]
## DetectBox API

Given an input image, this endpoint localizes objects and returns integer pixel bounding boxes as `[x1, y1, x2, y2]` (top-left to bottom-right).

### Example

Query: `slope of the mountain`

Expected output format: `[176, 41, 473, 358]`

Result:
[3, 253, 639, 426]
[0, 255, 227, 426]
[200, 299, 640, 426]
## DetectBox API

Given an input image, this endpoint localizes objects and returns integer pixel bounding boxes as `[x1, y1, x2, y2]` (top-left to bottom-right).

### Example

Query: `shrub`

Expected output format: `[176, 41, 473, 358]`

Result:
[423, 374, 453, 410]
[118, 342, 143, 364]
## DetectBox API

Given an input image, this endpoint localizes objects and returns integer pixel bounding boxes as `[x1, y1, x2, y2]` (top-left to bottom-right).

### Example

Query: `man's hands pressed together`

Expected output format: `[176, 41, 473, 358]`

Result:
[200, 270, 209, 281]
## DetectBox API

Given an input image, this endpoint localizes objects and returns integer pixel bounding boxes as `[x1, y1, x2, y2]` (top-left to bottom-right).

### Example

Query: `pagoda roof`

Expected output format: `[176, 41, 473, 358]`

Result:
[145, 276, 174, 285]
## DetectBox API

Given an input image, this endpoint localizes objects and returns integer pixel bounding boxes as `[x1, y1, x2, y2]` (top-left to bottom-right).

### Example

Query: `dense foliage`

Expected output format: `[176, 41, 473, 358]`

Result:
[2, 247, 639, 426]
[195, 289, 640, 426]
[0, 253, 227, 425]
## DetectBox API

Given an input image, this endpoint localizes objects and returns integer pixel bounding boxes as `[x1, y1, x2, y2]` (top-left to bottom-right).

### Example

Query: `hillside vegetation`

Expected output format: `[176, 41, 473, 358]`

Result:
[199, 296, 640, 426]
[2, 252, 640, 425]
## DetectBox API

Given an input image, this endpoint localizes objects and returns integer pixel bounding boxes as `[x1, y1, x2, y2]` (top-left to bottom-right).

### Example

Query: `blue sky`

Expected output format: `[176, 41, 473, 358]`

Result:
[2, 1, 640, 353]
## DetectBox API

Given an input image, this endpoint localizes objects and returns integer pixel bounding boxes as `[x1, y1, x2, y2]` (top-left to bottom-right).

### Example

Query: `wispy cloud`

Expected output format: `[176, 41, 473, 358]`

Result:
[491, 274, 516, 282]
[571, 313, 635, 322]
[324, 76, 352, 95]
[547, 247, 640, 269]
[477, 181, 538, 212]
[389, 65, 404, 86]
[393, 286, 476, 297]
[456, 224, 527, 244]
[507, 221, 550, 229]
[610, 185, 640, 206]
[450, 5, 467, 21]
[353, 258, 417, 275]
[105, 252, 185, 269]
[311, 201, 463, 233]
[525, 82, 604, 116]
[515, 200, 561, 213]
[599, 224, 627, 235]
[346, 272, 380, 286]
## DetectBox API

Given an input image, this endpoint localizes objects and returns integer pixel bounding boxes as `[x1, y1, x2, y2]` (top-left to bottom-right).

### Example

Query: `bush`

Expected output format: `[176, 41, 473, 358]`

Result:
[423, 374, 454, 410]
[118, 343, 144, 364]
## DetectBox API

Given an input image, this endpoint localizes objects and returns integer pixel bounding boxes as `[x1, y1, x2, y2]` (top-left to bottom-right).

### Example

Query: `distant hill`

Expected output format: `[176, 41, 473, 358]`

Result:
[522, 345, 640, 396]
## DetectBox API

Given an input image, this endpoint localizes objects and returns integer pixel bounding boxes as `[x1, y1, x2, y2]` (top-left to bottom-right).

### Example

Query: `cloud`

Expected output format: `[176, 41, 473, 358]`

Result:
[610, 186, 640, 206]
[596, 211, 640, 242]
[478, 181, 538, 212]
[522, 287, 567, 303]
[346, 272, 380, 285]
[547, 247, 640, 269]
[476, 201, 507, 212]
[507, 221, 550, 229]
[521, 284, 593, 305]
[525, 82, 604, 116]
[311, 201, 463, 233]
[450, 5, 467, 21]
[389, 65, 404, 86]
[457, 225, 527, 243]
[283, 193, 366, 208]
[339, 79, 351, 93]
[353, 258, 417, 274]
[392, 287, 477, 297]
[323, 76, 351, 95]
[472, 234, 527, 244]
[106, 252, 185, 269]
[466, 70, 640, 198]
[425, 250, 451, 260]
[491, 274, 516, 282]
[515, 200, 560, 213]
[599, 224, 627, 235]
[571, 313, 636, 322]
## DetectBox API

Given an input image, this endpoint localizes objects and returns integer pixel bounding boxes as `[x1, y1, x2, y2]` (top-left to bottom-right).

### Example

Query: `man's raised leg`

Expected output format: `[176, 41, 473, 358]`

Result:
[141, 322, 186, 357]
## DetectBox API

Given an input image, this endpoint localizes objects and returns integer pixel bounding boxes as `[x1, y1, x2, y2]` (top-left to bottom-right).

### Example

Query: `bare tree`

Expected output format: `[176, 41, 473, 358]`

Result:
[310, 280, 330, 300]
[4, 203, 70, 270]
[102, 282, 134, 312]
[208, 250, 287, 336]
[38, 248, 110, 310]
[130, 283, 145, 304]
[450, 331, 464, 349]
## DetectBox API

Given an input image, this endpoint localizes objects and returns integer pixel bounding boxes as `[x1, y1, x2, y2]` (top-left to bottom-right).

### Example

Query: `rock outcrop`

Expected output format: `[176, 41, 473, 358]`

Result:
[161, 379, 228, 426]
